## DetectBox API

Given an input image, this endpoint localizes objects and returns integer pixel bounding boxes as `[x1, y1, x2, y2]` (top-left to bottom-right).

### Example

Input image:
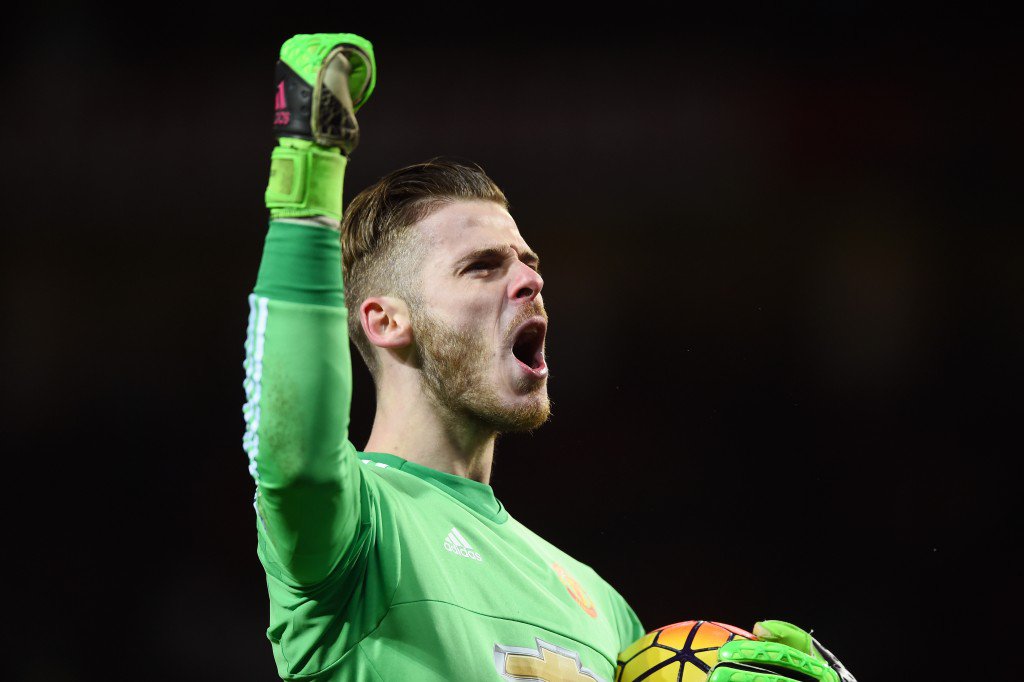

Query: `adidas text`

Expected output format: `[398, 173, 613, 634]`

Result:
[443, 527, 482, 561]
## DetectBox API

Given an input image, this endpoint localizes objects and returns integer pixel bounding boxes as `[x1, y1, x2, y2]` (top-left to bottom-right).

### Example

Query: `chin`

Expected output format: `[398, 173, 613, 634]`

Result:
[476, 388, 551, 434]
[508, 390, 552, 432]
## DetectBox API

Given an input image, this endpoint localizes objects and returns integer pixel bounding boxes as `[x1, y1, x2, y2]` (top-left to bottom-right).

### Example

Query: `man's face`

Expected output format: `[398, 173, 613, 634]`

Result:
[411, 200, 549, 433]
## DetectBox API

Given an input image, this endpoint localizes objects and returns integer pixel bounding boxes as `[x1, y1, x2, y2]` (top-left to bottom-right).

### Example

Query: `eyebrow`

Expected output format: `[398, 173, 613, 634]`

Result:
[453, 245, 541, 272]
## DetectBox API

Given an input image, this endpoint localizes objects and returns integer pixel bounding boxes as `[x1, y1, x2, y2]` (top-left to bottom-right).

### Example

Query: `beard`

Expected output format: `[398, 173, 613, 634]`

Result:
[412, 306, 550, 434]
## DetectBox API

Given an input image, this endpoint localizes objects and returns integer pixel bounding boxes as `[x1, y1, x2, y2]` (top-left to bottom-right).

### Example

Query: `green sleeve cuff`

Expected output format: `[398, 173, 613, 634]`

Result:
[254, 221, 345, 307]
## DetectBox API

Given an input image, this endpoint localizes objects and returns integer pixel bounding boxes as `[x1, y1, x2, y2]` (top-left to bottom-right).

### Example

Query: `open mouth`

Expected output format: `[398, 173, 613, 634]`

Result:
[511, 318, 548, 375]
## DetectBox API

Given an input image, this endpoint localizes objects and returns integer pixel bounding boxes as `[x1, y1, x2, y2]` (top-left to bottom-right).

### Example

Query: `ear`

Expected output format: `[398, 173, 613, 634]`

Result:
[360, 296, 413, 349]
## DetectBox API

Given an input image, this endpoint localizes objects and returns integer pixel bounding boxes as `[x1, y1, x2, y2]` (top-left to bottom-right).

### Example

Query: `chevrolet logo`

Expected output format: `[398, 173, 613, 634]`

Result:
[494, 638, 607, 682]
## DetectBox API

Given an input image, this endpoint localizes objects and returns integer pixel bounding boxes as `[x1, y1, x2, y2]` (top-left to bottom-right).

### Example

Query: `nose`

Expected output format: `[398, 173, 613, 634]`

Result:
[508, 261, 544, 303]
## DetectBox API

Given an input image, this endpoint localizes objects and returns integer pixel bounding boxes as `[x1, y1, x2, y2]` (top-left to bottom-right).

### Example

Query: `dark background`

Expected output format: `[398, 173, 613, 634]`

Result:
[1, 5, 1018, 680]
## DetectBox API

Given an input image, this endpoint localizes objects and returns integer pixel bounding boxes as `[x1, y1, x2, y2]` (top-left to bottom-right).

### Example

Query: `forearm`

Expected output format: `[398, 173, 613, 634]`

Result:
[243, 218, 361, 585]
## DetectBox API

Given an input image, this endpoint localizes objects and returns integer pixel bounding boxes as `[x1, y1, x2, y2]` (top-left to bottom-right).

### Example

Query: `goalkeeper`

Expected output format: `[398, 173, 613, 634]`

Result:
[243, 33, 858, 682]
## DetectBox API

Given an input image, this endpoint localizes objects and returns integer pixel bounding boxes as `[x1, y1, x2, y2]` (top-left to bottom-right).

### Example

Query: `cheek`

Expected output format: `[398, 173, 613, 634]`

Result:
[442, 289, 504, 330]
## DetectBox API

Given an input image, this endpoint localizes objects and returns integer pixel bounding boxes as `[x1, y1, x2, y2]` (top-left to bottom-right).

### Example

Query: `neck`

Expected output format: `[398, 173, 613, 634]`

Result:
[363, 383, 497, 484]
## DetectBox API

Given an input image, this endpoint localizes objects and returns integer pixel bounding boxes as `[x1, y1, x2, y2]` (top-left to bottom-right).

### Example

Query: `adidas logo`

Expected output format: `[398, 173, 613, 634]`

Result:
[443, 527, 482, 561]
[273, 81, 290, 126]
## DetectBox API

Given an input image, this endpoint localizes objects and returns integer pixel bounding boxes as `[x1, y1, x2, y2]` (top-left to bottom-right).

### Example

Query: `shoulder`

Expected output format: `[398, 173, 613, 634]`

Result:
[506, 517, 612, 590]
[356, 455, 427, 495]
[507, 517, 644, 640]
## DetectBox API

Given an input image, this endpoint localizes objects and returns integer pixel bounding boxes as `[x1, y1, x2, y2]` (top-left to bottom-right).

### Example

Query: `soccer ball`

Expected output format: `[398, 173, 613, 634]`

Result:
[615, 620, 756, 682]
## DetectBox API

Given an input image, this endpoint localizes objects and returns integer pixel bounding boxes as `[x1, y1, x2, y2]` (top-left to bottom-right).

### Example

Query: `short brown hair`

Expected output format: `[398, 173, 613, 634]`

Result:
[341, 158, 508, 380]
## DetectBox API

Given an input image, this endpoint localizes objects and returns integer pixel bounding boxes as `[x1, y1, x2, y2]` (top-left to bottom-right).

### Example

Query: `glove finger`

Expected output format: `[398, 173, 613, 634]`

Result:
[321, 49, 356, 112]
[753, 620, 815, 656]
[719, 640, 839, 682]
[709, 666, 802, 682]
[313, 48, 360, 151]
[342, 45, 375, 111]
[279, 33, 376, 110]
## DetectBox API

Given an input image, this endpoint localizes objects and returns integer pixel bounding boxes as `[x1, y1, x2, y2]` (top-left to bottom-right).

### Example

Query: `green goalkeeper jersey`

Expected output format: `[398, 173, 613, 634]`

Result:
[243, 220, 644, 681]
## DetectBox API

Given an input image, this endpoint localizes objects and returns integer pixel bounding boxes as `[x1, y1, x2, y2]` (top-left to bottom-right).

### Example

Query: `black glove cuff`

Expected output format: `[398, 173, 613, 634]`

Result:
[812, 636, 858, 682]
[272, 61, 314, 140]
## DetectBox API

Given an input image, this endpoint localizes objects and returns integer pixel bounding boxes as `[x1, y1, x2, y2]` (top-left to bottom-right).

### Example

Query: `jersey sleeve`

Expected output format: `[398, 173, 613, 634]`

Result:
[609, 584, 646, 651]
[242, 219, 366, 586]
[622, 601, 646, 646]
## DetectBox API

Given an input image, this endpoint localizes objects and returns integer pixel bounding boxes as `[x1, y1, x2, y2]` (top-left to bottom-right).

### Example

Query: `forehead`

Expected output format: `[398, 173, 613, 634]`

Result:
[417, 200, 529, 256]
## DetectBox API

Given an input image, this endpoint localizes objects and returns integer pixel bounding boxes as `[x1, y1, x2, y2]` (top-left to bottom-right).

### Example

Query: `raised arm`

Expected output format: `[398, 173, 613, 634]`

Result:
[242, 34, 376, 586]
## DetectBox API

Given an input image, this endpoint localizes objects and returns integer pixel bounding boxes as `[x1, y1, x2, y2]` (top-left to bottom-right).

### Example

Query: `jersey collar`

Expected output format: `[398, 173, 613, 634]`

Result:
[361, 452, 509, 524]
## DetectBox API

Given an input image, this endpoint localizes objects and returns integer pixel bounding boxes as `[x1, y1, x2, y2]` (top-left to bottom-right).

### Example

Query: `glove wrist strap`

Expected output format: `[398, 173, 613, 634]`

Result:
[265, 137, 346, 220]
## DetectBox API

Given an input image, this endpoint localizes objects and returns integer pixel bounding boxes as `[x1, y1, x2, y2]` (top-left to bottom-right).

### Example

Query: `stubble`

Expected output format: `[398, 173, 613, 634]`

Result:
[412, 307, 550, 434]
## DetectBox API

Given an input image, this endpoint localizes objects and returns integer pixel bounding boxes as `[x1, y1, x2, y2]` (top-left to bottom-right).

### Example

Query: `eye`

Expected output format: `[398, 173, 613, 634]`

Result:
[465, 260, 496, 273]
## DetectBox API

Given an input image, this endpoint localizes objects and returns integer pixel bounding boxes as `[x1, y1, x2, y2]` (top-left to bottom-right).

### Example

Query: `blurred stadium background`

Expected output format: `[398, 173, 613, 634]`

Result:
[1, 5, 1016, 680]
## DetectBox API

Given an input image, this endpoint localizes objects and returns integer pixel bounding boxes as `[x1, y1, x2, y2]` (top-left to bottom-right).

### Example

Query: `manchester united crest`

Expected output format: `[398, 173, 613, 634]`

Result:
[552, 562, 597, 618]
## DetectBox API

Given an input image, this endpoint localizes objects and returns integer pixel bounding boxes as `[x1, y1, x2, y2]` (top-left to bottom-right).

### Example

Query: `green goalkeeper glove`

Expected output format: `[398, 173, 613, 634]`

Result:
[708, 620, 857, 682]
[265, 33, 377, 220]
